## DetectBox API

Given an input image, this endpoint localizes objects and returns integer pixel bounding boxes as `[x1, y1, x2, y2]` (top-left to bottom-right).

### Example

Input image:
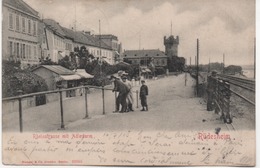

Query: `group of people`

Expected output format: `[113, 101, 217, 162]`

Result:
[109, 71, 149, 113]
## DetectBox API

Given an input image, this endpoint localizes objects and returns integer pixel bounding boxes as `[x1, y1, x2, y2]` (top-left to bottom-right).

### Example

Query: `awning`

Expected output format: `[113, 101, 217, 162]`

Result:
[145, 68, 151, 72]
[60, 74, 81, 81]
[141, 68, 151, 73]
[75, 69, 94, 79]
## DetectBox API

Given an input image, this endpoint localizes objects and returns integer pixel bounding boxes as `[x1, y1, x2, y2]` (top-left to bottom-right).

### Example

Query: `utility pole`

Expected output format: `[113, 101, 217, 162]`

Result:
[98, 19, 102, 76]
[208, 58, 211, 73]
[223, 53, 225, 74]
[190, 57, 191, 66]
[171, 20, 172, 35]
[254, 37, 256, 79]
[196, 39, 199, 97]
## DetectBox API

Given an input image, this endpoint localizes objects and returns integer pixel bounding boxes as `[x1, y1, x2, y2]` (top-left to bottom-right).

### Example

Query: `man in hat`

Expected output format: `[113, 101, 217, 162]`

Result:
[110, 75, 130, 113]
[140, 80, 149, 111]
[207, 70, 217, 111]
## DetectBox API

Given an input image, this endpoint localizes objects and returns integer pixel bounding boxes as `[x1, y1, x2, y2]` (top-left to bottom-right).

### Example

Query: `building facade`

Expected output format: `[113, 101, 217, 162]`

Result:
[96, 34, 122, 64]
[122, 49, 168, 67]
[61, 27, 114, 65]
[2, 0, 40, 68]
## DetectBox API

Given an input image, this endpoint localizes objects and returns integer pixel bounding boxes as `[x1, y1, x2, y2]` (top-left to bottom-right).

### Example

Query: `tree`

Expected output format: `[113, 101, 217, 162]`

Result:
[167, 56, 185, 72]
[224, 65, 242, 75]
[2, 61, 48, 98]
[58, 55, 74, 70]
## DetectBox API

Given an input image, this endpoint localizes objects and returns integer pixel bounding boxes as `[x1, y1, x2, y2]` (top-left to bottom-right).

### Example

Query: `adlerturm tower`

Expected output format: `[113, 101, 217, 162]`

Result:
[164, 35, 179, 58]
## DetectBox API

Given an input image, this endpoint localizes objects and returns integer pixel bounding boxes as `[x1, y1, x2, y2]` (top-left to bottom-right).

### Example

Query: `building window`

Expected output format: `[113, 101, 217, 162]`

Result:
[9, 41, 13, 56]
[23, 44, 25, 58]
[33, 21, 36, 36]
[9, 13, 13, 29]
[20, 44, 23, 58]
[16, 43, 19, 58]
[34, 46, 37, 59]
[28, 20, 31, 34]
[13, 42, 17, 57]
[162, 60, 165, 65]
[29, 45, 31, 59]
[16, 15, 20, 31]
[22, 17, 25, 32]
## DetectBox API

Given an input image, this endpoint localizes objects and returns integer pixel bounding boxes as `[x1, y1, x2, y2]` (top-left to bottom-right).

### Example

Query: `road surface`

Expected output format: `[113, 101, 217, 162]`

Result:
[2, 73, 253, 132]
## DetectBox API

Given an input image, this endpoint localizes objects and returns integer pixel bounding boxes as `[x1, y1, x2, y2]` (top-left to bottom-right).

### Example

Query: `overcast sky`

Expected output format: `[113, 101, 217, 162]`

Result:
[24, 0, 255, 65]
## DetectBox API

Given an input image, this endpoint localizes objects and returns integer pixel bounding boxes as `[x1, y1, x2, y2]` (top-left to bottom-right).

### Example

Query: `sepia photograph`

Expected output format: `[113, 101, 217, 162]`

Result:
[1, 0, 256, 166]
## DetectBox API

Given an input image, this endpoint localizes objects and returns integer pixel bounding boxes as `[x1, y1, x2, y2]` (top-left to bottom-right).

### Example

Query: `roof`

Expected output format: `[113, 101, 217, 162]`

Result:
[96, 34, 118, 40]
[116, 61, 130, 66]
[60, 75, 81, 81]
[123, 49, 167, 58]
[61, 27, 112, 50]
[33, 65, 75, 75]
[61, 27, 75, 40]
[3, 0, 39, 17]
[43, 19, 66, 37]
[75, 69, 94, 78]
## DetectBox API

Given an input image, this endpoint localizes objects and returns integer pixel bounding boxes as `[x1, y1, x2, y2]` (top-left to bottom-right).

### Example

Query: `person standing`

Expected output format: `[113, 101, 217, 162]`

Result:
[207, 70, 217, 111]
[140, 80, 149, 111]
[110, 75, 129, 113]
[122, 75, 134, 111]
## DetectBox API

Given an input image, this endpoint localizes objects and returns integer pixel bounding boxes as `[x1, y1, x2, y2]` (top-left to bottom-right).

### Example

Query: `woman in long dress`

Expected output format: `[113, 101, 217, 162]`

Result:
[122, 75, 134, 111]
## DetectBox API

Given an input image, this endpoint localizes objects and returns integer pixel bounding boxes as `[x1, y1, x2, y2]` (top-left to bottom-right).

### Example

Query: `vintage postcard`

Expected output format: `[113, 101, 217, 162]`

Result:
[1, 0, 256, 166]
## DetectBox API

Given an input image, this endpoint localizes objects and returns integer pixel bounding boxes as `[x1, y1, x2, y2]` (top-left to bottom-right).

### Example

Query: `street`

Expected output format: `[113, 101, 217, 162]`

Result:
[2, 73, 253, 132]
[66, 73, 227, 132]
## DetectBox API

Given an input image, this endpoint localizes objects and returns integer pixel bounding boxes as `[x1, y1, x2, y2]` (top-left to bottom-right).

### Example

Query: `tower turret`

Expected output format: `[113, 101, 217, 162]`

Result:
[164, 35, 179, 58]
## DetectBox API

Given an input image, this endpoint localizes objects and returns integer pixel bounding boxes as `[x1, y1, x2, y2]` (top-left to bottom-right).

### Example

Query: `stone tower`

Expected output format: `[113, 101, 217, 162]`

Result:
[164, 35, 179, 58]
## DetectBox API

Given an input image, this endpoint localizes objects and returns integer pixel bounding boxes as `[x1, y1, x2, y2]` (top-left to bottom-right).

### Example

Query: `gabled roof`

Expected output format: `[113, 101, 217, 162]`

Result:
[33, 65, 75, 75]
[61, 26, 112, 50]
[43, 19, 66, 37]
[75, 32, 112, 49]
[3, 0, 39, 17]
[61, 27, 75, 40]
[96, 34, 118, 40]
[123, 49, 167, 58]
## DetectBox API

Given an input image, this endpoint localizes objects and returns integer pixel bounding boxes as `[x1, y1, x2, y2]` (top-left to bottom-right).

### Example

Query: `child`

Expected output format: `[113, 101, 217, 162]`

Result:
[140, 80, 148, 111]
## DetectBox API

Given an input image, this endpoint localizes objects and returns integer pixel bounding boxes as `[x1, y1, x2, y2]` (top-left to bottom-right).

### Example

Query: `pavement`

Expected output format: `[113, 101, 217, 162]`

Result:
[3, 73, 252, 132]
[64, 73, 229, 132]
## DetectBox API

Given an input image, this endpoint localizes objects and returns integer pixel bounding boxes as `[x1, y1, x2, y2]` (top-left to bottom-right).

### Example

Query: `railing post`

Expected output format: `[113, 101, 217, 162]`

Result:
[59, 90, 65, 129]
[84, 87, 89, 119]
[136, 90, 139, 108]
[17, 90, 23, 133]
[102, 86, 105, 115]
[114, 91, 117, 111]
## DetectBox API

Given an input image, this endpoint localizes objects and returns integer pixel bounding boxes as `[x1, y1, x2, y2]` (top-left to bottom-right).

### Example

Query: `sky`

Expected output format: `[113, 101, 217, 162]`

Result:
[24, 0, 256, 66]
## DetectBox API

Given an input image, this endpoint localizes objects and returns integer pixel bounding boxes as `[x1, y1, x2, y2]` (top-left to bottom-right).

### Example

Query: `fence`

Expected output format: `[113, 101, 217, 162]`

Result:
[190, 72, 232, 124]
[2, 85, 140, 133]
[213, 78, 232, 123]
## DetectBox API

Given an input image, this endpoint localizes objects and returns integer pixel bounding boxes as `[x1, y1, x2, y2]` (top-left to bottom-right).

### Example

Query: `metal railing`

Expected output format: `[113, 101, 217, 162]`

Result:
[213, 79, 232, 123]
[2, 85, 140, 133]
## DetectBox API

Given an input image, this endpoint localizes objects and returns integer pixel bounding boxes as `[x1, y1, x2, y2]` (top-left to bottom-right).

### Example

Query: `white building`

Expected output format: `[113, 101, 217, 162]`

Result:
[2, 0, 40, 68]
